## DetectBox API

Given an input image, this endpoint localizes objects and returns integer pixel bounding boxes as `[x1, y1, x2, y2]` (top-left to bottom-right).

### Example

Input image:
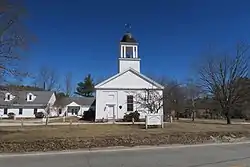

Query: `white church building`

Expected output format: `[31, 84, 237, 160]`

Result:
[95, 31, 164, 122]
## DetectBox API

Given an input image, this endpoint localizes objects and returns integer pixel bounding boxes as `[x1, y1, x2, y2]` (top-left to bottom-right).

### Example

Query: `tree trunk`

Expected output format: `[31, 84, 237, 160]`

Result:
[192, 110, 195, 121]
[225, 109, 231, 124]
[226, 115, 231, 124]
[192, 99, 195, 122]
[45, 116, 49, 126]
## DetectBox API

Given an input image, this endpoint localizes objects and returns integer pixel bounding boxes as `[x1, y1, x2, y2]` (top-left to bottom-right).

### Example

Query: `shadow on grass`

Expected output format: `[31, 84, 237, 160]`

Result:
[176, 119, 228, 125]
[117, 123, 164, 129]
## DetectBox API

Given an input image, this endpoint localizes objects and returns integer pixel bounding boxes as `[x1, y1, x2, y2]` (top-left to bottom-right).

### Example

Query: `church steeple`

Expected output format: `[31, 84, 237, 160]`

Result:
[118, 24, 140, 73]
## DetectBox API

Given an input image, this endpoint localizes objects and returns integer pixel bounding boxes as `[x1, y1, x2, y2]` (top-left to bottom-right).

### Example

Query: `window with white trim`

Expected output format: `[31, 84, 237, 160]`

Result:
[127, 95, 134, 111]
[19, 108, 23, 115]
[3, 108, 7, 115]
[34, 108, 37, 115]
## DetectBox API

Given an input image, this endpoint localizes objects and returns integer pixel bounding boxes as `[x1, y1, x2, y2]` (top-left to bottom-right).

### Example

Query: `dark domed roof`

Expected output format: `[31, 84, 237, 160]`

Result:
[120, 32, 137, 43]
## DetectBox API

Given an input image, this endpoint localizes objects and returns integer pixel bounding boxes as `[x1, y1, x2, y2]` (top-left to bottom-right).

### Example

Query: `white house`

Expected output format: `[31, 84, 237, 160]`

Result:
[53, 97, 95, 117]
[95, 31, 164, 122]
[0, 91, 56, 118]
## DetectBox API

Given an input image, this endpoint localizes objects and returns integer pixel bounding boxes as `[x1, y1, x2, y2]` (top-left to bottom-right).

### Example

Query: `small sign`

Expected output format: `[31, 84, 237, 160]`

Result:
[145, 114, 164, 129]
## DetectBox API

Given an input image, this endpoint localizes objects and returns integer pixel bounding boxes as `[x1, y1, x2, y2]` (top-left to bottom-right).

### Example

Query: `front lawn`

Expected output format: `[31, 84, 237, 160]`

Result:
[0, 122, 249, 153]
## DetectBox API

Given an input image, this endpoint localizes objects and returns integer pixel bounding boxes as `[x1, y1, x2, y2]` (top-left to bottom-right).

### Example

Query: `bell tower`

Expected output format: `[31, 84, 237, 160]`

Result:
[118, 24, 140, 73]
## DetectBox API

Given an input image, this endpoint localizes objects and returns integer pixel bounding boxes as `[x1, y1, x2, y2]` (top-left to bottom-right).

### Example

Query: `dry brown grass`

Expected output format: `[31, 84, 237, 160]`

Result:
[1, 122, 250, 142]
[49, 116, 82, 123]
[177, 118, 246, 124]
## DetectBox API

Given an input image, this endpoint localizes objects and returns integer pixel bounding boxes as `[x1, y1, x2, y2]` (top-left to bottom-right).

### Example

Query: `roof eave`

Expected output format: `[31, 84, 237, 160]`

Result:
[95, 68, 164, 90]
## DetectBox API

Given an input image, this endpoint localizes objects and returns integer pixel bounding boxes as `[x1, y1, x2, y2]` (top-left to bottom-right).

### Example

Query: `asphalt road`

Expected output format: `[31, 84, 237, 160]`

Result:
[1, 143, 250, 167]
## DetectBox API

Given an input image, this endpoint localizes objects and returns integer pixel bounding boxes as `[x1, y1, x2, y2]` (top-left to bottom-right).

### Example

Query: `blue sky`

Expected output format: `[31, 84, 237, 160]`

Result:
[22, 0, 250, 88]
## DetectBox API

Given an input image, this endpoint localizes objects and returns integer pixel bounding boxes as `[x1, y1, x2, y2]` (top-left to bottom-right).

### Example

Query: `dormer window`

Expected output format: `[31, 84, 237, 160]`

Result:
[27, 93, 36, 102]
[29, 94, 32, 101]
[7, 94, 10, 100]
[5, 93, 13, 101]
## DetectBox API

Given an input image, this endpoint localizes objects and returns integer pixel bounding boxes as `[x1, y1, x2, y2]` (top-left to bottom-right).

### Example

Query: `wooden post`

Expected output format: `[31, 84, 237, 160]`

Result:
[170, 115, 173, 123]
[113, 115, 115, 124]
[45, 116, 49, 126]
[161, 115, 164, 128]
[132, 117, 135, 125]
[145, 115, 148, 129]
[21, 118, 23, 128]
[63, 116, 65, 122]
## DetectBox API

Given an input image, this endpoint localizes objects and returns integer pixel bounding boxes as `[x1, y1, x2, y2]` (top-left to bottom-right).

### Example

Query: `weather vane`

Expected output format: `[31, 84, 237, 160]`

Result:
[125, 23, 132, 33]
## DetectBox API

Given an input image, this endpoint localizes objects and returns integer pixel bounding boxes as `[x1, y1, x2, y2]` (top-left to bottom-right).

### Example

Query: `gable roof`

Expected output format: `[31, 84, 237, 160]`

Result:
[95, 68, 164, 89]
[0, 91, 54, 107]
[54, 97, 95, 107]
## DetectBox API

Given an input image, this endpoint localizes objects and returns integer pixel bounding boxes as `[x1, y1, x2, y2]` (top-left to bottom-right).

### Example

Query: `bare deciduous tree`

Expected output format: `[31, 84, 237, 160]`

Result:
[198, 43, 249, 124]
[0, 0, 34, 111]
[34, 66, 60, 91]
[186, 78, 201, 121]
[134, 89, 164, 114]
[0, 0, 33, 83]
[44, 102, 52, 126]
[65, 72, 72, 96]
[151, 76, 184, 120]
[163, 80, 185, 120]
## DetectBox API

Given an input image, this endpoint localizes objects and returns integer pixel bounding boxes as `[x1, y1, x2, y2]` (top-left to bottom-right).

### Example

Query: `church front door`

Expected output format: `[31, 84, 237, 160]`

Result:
[107, 105, 115, 121]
